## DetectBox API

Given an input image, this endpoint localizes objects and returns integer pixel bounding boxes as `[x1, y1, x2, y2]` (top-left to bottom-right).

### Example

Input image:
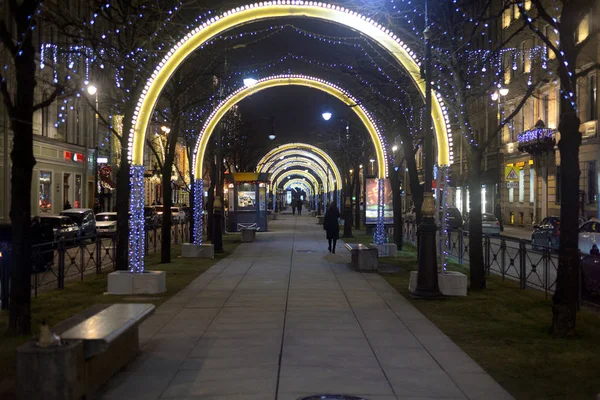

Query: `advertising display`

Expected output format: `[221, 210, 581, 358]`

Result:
[365, 178, 393, 225]
[259, 188, 266, 211]
[237, 191, 256, 210]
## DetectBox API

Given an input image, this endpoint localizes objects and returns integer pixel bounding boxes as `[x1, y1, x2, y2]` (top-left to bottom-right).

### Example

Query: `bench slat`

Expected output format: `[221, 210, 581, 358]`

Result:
[344, 243, 374, 251]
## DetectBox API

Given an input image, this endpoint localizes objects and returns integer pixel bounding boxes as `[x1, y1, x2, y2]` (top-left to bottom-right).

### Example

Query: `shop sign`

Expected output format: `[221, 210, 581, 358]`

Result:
[64, 151, 83, 163]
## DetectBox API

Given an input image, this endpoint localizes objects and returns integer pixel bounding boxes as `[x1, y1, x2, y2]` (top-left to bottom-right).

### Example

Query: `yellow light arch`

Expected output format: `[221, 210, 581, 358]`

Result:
[275, 170, 320, 191]
[257, 143, 342, 188]
[285, 179, 314, 196]
[192, 75, 387, 178]
[129, 1, 453, 174]
[268, 160, 328, 191]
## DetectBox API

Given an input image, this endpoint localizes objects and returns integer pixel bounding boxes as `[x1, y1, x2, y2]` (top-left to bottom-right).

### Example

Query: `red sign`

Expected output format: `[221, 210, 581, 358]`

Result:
[64, 151, 83, 163]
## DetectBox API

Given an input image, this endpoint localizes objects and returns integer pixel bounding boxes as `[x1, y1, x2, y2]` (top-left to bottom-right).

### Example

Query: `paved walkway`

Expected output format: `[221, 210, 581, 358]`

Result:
[101, 215, 513, 400]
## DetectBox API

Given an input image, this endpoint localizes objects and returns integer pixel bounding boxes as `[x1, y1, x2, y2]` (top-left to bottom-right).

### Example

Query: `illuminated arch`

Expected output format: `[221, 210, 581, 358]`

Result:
[257, 143, 342, 189]
[263, 156, 330, 188]
[285, 180, 314, 196]
[275, 170, 320, 192]
[127, 1, 456, 271]
[269, 160, 328, 192]
[192, 75, 386, 179]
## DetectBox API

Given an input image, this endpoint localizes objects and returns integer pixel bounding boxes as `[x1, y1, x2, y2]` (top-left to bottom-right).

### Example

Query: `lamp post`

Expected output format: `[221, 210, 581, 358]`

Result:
[86, 84, 99, 211]
[413, 0, 442, 299]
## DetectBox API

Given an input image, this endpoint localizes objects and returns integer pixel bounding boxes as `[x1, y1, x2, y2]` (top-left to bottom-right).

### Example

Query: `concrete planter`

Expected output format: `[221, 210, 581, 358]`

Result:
[107, 271, 166, 295]
[181, 243, 214, 259]
[317, 216, 325, 225]
[408, 270, 467, 296]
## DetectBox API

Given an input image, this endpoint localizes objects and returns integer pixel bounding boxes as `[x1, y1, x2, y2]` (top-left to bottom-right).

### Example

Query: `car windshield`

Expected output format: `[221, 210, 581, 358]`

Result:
[483, 214, 497, 222]
[62, 213, 82, 225]
[40, 218, 61, 228]
[96, 214, 117, 222]
[155, 206, 164, 213]
[144, 208, 154, 216]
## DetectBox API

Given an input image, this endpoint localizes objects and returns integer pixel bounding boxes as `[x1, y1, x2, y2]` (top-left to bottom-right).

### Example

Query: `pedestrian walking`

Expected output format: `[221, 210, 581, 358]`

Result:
[297, 199, 303, 215]
[323, 202, 340, 253]
[291, 199, 296, 215]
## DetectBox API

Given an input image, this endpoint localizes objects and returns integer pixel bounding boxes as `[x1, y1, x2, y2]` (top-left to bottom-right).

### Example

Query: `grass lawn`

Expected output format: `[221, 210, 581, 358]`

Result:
[378, 243, 600, 400]
[0, 235, 240, 397]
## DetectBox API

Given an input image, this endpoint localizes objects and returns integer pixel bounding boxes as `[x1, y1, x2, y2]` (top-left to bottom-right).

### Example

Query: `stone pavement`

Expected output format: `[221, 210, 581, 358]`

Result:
[100, 214, 513, 400]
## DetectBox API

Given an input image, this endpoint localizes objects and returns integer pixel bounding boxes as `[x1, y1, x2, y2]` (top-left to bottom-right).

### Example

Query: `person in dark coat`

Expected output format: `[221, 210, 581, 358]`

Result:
[297, 199, 303, 215]
[323, 202, 340, 253]
[291, 199, 296, 215]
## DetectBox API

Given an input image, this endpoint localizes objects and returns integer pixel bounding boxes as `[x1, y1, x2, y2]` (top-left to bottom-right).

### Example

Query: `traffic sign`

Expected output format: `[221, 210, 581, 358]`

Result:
[505, 166, 519, 181]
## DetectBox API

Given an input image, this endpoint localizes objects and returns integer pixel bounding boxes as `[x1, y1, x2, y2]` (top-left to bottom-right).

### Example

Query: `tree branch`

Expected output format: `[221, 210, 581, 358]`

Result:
[0, 21, 17, 57]
[32, 85, 63, 112]
[0, 71, 14, 114]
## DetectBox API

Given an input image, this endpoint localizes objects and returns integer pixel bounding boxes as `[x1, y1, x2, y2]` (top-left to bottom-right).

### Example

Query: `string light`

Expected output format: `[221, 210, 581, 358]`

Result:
[193, 179, 204, 245]
[128, 165, 146, 273]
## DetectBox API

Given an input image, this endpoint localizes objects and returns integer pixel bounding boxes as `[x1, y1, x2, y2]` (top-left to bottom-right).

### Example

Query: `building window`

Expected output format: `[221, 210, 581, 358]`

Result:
[556, 166, 561, 203]
[530, 169, 535, 204]
[503, 7, 511, 29]
[588, 161, 596, 204]
[519, 169, 525, 202]
[75, 174, 82, 208]
[482, 185, 487, 213]
[39, 171, 53, 214]
[588, 75, 597, 122]
[456, 187, 462, 214]
[513, 3, 520, 20]
[509, 187, 514, 203]
[542, 94, 549, 125]
[577, 13, 590, 44]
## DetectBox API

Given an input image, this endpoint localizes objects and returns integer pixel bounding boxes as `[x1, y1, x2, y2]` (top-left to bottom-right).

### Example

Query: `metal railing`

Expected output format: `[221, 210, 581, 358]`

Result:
[0, 221, 191, 308]
[403, 221, 560, 297]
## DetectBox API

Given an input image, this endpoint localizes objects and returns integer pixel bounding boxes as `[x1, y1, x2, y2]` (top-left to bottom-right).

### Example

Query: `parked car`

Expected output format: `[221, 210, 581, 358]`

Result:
[96, 212, 118, 236]
[144, 206, 160, 228]
[462, 213, 501, 236]
[39, 215, 80, 242]
[578, 219, 600, 255]
[531, 216, 560, 250]
[60, 208, 96, 238]
[171, 207, 186, 223]
[0, 221, 54, 273]
[439, 207, 463, 230]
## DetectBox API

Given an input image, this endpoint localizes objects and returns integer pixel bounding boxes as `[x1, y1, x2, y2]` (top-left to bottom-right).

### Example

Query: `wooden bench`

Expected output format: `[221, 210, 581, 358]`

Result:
[17, 303, 155, 399]
[345, 243, 379, 272]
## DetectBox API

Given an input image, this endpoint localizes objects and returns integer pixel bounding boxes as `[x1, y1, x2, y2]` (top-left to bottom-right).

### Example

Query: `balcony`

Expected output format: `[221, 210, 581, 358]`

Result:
[517, 125, 556, 155]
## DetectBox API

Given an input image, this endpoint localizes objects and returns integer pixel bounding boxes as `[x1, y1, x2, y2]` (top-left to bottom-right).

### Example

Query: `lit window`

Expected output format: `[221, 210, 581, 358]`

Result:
[503, 8, 511, 29]
[577, 13, 590, 44]
[513, 4, 520, 20]
[524, 0, 532, 10]
[530, 169, 535, 204]
[519, 169, 525, 202]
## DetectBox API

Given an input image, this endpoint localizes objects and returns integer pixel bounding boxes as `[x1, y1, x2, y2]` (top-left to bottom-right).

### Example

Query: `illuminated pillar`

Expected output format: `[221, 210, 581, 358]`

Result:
[128, 165, 146, 273]
[374, 178, 386, 245]
[193, 179, 204, 245]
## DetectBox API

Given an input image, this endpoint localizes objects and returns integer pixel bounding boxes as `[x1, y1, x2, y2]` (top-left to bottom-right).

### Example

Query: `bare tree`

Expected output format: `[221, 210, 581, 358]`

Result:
[0, 0, 68, 334]
[517, 0, 595, 336]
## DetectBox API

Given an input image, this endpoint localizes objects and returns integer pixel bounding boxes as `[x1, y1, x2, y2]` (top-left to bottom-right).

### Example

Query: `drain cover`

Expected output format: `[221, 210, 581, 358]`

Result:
[299, 396, 368, 400]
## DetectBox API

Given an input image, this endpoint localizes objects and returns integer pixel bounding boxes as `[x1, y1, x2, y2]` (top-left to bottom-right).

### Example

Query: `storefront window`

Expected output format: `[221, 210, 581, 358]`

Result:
[519, 169, 525, 202]
[530, 169, 535, 204]
[39, 171, 52, 214]
[456, 188, 462, 214]
[75, 174, 82, 208]
[237, 183, 257, 211]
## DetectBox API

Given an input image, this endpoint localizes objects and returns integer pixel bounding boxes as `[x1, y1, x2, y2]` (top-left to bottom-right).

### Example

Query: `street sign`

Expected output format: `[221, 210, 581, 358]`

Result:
[506, 182, 519, 188]
[505, 166, 519, 182]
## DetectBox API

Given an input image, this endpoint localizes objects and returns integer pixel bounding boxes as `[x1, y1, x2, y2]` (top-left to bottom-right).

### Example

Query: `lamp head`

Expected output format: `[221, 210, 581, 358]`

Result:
[499, 87, 509, 96]
[321, 112, 332, 121]
[243, 78, 258, 87]
[86, 85, 97, 95]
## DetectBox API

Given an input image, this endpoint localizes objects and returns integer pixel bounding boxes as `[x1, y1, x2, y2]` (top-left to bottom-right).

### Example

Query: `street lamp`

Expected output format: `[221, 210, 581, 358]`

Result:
[321, 111, 332, 121]
[86, 84, 99, 211]
[160, 125, 171, 134]
[392, 145, 398, 153]
[243, 78, 258, 87]
[369, 159, 375, 175]
[268, 134, 276, 140]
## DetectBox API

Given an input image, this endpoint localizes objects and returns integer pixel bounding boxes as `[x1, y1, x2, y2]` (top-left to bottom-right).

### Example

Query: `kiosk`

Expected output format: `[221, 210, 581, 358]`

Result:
[225, 172, 271, 232]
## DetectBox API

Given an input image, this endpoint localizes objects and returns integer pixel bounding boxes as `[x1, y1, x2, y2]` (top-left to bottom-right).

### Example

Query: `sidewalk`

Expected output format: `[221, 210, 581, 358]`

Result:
[100, 215, 513, 400]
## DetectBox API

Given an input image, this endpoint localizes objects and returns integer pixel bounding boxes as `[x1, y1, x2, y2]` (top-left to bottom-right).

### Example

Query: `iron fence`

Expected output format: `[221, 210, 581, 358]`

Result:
[403, 221, 560, 297]
[0, 222, 191, 309]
